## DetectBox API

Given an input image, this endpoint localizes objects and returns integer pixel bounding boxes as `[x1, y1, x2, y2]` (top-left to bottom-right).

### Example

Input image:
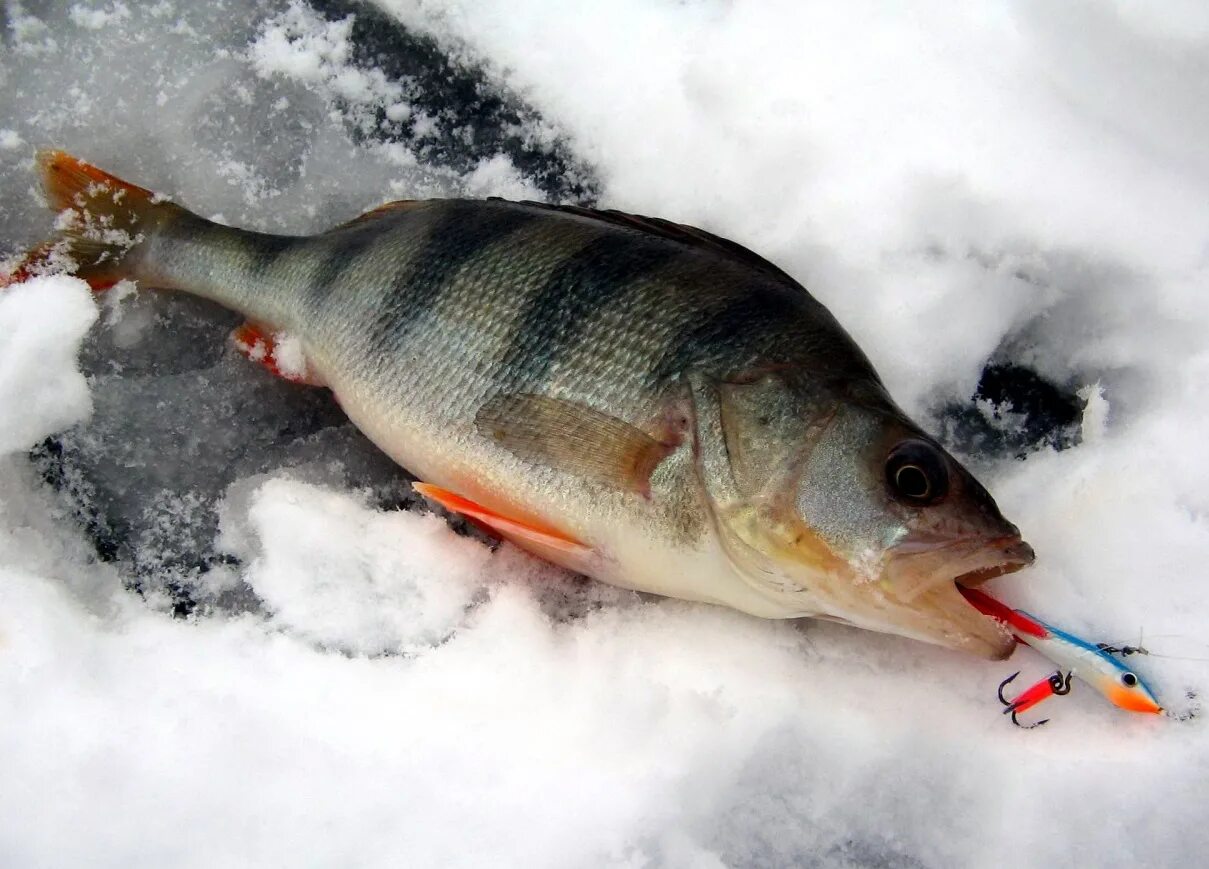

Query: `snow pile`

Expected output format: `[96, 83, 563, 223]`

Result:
[0, 275, 104, 591]
[0, 277, 97, 453]
[2, 1, 1209, 867]
[223, 478, 489, 655]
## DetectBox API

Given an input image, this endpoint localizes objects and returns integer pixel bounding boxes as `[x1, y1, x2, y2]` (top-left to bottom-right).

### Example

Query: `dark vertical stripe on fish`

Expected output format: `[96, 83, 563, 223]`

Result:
[305, 228, 379, 308]
[652, 286, 805, 384]
[366, 202, 539, 354]
[497, 232, 683, 387]
[241, 231, 301, 278]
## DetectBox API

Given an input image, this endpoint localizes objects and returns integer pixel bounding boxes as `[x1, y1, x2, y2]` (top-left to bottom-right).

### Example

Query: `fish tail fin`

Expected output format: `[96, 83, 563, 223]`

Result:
[2, 150, 182, 291]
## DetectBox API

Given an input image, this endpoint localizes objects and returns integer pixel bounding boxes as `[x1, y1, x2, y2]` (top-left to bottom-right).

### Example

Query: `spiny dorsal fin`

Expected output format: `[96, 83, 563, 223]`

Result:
[490, 198, 800, 287]
[475, 393, 673, 496]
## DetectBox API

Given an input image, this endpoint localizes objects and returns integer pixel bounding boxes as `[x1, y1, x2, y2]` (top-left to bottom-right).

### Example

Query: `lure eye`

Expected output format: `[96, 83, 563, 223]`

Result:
[885, 439, 949, 506]
[1121, 672, 1139, 687]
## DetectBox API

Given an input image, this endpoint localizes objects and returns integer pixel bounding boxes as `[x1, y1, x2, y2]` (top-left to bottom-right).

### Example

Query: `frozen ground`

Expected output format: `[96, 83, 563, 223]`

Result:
[2, 1, 1209, 866]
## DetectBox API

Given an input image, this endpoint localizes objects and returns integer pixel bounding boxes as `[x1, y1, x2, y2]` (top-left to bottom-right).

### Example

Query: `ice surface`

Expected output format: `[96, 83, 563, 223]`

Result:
[3, 1, 1209, 867]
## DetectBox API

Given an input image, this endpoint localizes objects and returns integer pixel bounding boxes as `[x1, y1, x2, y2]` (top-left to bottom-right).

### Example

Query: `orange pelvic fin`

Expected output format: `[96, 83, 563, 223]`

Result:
[231, 322, 324, 386]
[413, 482, 594, 567]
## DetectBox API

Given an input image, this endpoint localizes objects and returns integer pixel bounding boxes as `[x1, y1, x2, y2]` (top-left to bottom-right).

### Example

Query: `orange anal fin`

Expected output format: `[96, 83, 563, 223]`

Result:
[413, 482, 594, 566]
[231, 322, 324, 386]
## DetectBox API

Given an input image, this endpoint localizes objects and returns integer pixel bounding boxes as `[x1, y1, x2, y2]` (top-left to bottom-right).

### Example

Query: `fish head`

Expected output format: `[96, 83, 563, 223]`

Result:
[694, 369, 1032, 658]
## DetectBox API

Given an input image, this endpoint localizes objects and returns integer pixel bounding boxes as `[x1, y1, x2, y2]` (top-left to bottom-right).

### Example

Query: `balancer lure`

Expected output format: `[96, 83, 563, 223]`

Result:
[960, 586, 1162, 727]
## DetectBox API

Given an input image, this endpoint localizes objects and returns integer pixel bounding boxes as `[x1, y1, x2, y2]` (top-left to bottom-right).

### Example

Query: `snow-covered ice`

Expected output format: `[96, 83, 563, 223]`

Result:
[3, 1, 1209, 866]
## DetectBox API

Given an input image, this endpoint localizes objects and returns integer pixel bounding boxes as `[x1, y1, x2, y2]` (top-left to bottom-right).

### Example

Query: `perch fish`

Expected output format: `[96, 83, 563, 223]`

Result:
[8, 150, 1036, 657]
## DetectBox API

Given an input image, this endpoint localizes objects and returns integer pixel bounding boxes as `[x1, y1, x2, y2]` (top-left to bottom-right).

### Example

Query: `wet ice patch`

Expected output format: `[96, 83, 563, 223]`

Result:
[226, 478, 489, 655]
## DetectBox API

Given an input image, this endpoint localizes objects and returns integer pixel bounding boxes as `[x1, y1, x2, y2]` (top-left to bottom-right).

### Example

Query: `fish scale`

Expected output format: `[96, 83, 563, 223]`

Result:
[12, 150, 1037, 659]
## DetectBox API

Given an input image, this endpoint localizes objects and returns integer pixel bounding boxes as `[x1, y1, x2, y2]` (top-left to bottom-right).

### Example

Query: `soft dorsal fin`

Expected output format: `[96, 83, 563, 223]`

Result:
[490, 198, 801, 286]
[332, 199, 428, 230]
[475, 393, 674, 497]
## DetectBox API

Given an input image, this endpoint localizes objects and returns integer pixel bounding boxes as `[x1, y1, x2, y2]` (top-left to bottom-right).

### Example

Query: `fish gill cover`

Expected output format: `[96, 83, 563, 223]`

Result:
[1, 2, 1208, 867]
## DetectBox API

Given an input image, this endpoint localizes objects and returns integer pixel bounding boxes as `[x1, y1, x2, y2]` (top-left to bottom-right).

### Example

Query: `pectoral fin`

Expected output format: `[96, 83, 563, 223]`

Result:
[475, 393, 673, 496]
[413, 482, 594, 569]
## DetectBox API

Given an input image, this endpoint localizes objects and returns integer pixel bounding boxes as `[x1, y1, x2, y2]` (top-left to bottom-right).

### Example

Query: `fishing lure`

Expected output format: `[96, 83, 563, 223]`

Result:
[959, 586, 1163, 727]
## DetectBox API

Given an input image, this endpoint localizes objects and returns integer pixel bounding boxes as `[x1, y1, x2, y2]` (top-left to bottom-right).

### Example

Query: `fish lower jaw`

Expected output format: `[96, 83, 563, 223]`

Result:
[900, 580, 1017, 659]
[689, 566, 1012, 659]
[785, 576, 1018, 659]
[869, 573, 1026, 659]
[871, 540, 1034, 656]
[691, 546, 1017, 657]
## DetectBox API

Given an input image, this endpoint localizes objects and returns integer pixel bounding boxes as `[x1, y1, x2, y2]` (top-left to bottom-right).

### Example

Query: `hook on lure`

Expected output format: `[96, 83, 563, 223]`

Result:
[997, 670, 1072, 728]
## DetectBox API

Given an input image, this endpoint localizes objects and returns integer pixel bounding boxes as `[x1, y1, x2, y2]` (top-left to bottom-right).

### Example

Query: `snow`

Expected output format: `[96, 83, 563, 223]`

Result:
[267, 330, 305, 377]
[67, 1, 129, 30]
[224, 477, 489, 655]
[0, 277, 97, 454]
[2, 1, 1209, 866]
[251, 3, 402, 108]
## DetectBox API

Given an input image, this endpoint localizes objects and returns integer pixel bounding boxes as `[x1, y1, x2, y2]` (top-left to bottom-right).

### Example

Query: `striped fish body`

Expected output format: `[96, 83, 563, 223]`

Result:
[20, 152, 1036, 657]
[144, 198, 864, 610]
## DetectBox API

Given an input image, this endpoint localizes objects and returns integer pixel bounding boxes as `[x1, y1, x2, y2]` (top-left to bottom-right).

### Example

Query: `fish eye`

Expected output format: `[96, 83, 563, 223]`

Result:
[1122, 672, 1138, 687]
[885, 440, 949, 506]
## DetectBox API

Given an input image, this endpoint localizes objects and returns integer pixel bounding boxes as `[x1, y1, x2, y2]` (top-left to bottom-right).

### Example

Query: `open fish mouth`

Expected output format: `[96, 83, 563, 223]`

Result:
[883, 536, 1035, 658]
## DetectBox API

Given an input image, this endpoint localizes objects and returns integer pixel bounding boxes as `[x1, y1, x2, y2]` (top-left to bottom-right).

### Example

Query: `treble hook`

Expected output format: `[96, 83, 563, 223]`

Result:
[997, 670, 1073, 728]
[997, 670, 1020, 705]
